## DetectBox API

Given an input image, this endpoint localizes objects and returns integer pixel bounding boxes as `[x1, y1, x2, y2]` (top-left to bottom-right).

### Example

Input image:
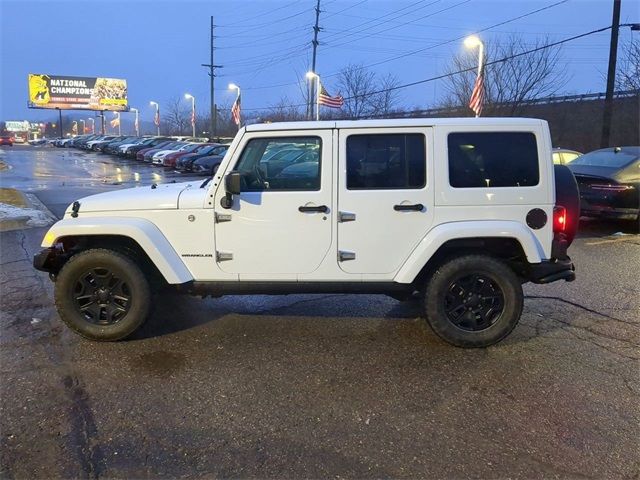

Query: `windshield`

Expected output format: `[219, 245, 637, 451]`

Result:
[571, 149, 638, 168]
[179, 144, 198, 152]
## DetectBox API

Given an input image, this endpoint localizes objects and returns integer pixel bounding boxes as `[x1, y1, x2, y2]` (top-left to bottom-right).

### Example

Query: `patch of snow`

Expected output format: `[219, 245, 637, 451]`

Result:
[0, 202, 54, 227]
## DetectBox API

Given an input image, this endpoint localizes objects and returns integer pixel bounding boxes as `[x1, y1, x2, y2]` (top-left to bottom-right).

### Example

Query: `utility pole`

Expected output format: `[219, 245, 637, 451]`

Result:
[308, 0, 321, 120]
[57, 108, 63, 138]
[202, 16, 223, 141]
[601, 0, 621, 148]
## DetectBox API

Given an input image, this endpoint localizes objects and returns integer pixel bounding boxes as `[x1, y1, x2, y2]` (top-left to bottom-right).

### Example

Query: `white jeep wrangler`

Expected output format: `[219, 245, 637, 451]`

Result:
[34, 118, 578, 347]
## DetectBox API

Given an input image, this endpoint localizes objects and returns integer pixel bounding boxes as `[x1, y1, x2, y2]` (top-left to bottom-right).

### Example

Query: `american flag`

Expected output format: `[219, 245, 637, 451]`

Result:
[318, 83, 344, 108]
[469, 69, 485, 117]
[154, 109, 160, 127]
[110, 115, 120, 128]
[231, 93, 241, 126]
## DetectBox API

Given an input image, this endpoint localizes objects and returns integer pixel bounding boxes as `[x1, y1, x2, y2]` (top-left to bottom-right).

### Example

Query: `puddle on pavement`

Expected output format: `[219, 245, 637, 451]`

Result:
[134, 351, 187, 376]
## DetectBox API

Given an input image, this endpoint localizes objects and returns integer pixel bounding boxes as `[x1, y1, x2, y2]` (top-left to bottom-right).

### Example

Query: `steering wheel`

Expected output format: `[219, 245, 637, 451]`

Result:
[252, 163, 269, 189]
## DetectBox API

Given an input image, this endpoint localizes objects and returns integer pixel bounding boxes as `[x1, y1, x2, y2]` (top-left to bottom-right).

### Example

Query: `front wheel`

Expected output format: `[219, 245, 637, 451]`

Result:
[54, 248, 151, 341]
[423, 255, 523, 348]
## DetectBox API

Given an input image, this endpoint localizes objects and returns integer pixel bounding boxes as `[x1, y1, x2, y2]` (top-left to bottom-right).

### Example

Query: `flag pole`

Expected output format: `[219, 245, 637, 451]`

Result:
[476, 42, 484, 118]
[316, 76, 320, 121]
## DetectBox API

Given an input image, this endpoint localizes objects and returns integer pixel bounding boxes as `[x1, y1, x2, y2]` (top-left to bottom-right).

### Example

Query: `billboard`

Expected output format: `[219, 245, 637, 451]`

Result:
[5, 121, 30, 132]
[28, 74, 128, 111]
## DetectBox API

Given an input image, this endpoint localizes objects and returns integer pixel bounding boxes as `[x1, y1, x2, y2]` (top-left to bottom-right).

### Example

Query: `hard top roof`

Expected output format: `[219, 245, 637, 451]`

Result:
[245, 117, 545, 132]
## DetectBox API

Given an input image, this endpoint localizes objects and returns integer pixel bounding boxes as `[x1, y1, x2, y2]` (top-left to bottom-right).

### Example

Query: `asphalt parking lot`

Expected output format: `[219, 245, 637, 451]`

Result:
[1, 145, 639, 478]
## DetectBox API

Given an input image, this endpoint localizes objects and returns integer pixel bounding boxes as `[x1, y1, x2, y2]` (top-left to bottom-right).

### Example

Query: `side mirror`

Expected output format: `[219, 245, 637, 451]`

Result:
[225, 171, 241, 195]
[220, 171, 241, 209]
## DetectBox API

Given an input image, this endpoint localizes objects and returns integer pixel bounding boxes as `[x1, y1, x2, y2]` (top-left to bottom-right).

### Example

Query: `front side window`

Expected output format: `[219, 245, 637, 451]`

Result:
[448, 132, 539, 188]
[235, 137, 321, 191]
[346, 133, 426, 189]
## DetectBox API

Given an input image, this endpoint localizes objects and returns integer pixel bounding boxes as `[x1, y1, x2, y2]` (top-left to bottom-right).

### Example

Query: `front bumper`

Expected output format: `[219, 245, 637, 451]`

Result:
[33, 247, 69, 275]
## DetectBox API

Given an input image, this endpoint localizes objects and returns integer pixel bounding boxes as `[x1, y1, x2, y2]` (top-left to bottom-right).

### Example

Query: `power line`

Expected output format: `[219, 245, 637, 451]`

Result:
[241, 0, 570, 91]
[321, 0, 470, 51]
[239, 24, 616, 112]
[217, 0, 303, 27]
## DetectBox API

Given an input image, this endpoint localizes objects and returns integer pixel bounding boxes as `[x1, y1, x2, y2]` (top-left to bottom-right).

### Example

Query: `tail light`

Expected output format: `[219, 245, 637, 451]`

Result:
[553, 206, 567, 232]
[590, 184, 633, 192]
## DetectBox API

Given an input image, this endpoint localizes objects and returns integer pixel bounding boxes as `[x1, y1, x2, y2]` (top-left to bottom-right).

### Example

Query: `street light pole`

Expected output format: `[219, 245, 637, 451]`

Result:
[130, 108, 139, 136]
[306, 72, 320, 121]
[79, 119, 85, 135]
[185, 94, 196, 137]
[57, 108, 63, 138]
[87, 117, 95, 134]
[150, 101, 160, 136]
[464, 35, 485, 117]
[114, 112, 121, 136]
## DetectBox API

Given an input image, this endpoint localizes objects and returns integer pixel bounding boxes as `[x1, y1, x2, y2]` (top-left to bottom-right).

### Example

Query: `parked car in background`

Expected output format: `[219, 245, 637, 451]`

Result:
[140, 142, 184, 162]
[568, 146, 640, 228]
[175, 143, 229, 171]
[553, 148, 582, 165]
[126, 138, 172, 158]
[74, 134, 102, 149]
[178, 145, 229, 172]
[86, 136, 117, 150]
[191, 152, 228, 175]
[103, 136, 139, 154]
[117, 137, 154, 156]
[151, 142, 190, 165]
[161, 143, 214, 167]
[0, 135, 14, 146]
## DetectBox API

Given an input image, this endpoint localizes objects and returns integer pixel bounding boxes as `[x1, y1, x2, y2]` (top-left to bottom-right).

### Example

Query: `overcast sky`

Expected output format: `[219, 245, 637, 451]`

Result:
[1, 0, 638, 123]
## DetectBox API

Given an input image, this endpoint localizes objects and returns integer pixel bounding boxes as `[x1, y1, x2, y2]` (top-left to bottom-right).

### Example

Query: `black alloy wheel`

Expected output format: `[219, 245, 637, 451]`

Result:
[423, 255, 523, 348]
[54, 248, 151, 341]
[72, 267, 132, 325]
[443, 274, 504, 332]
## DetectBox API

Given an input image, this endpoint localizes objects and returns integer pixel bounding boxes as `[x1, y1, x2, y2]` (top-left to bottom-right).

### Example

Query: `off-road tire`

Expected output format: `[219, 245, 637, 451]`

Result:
[54, 248, 151, 341]
[423, 255, 523, 348]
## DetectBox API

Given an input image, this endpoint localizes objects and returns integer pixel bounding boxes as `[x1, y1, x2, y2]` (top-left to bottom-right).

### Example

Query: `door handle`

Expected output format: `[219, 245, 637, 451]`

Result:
[299, 205, 329, 213]
[393, 203, 424, 212]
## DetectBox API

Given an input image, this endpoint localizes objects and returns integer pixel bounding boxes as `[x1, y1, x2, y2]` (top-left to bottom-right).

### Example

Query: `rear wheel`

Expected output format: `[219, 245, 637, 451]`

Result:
[423, 255, 523, 348]
[54, 248, 151, 341]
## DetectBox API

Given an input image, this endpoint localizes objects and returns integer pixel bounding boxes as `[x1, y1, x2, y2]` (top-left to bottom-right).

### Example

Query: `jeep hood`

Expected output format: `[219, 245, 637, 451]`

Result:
[67, 181, 196, 214]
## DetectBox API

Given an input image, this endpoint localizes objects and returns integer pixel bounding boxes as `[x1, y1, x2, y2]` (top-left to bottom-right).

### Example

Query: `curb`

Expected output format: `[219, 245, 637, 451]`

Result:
[0, 189, 57, 233]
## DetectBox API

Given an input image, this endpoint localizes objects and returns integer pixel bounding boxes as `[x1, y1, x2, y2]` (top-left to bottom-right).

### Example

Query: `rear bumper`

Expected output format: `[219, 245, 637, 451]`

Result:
[528, 257, 575, 284]
[580, 205, 638, 220]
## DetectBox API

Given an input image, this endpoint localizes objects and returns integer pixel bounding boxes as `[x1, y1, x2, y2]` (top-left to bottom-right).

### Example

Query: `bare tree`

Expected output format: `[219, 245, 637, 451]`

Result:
[616, 40, 640, 91]
[165, 96, 190, 135]
[443, 35, 568, 115]
[337, 64, 377, 118]
[264, 96, 305, 122]
[370, 73, 402, 116]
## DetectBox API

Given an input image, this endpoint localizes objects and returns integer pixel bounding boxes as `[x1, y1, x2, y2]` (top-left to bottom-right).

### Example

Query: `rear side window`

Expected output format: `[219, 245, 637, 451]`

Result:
[346, 133, 426, 189]
[448, 132, 539, 188]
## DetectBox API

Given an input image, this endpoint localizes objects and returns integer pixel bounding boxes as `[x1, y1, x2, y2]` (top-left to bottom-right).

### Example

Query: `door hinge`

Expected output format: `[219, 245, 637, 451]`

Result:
[338, 211, 356, 222]
[216, 251, 233, 262]
[338, 250, 356, 262]
[215, 212, 232, 223]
